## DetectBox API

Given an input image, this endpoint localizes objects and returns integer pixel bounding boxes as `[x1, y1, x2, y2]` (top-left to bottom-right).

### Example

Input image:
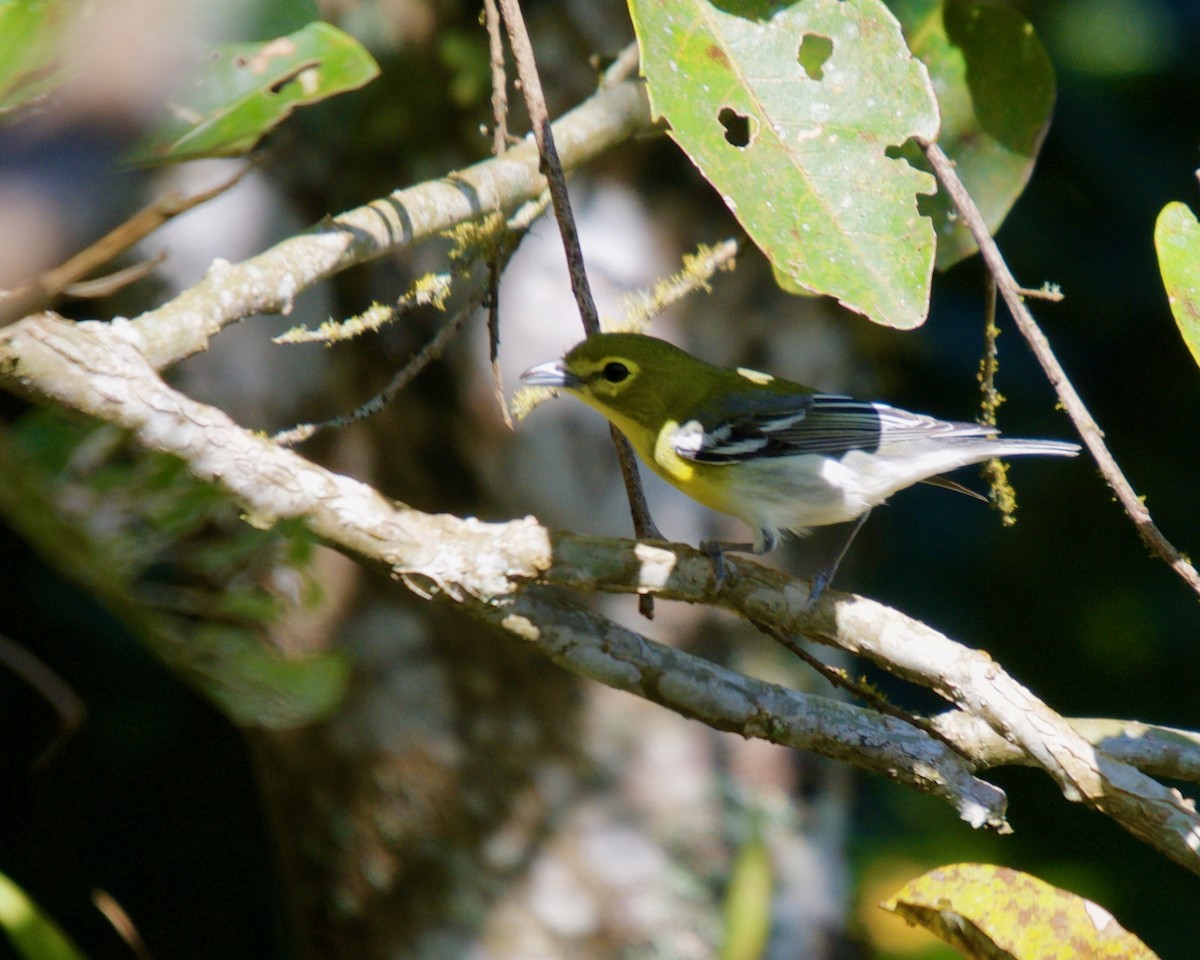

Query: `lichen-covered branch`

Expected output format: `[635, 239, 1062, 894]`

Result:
[5, 309, 1200, 872]
[121, 78, 651, 373]
[1, 311, 1005, 829]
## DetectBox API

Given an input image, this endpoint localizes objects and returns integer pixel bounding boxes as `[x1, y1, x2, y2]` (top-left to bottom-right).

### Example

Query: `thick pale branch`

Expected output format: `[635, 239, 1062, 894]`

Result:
[0, 312, 1004, 828]
[467, 589, 1008, 829]
[934, 712, 1200, 785]
[4, 310, 1199, 871]
[117, 79, 651, 372]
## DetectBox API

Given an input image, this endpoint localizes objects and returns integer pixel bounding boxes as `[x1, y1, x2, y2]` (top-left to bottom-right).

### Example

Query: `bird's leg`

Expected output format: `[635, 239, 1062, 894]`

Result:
[806, 511, 870, 608]
[700, 529, 778, 587]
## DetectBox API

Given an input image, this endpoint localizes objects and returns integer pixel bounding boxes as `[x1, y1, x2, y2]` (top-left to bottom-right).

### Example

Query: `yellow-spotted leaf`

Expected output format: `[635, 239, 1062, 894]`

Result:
[890, 0, 1055, 269]
[1155, 201, 1200, 370]
[881, 863, 1159, 960]
[630, 0, 940, 329]
[128, 21, 378, 165]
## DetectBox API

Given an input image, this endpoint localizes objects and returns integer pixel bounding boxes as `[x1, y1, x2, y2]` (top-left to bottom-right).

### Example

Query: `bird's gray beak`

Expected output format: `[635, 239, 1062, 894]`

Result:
[520, 360, 583, 389]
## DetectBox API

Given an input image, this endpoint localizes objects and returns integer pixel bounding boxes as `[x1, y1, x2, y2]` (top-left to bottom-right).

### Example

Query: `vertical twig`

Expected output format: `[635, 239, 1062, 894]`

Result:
[495, 0, 599, 333]
[483, 0, 510, 155]
[923, 139, 1200, 598]
[483, 0, 515, 428]
[495, 0, 663, 615]
[977, 275, 1018, 524]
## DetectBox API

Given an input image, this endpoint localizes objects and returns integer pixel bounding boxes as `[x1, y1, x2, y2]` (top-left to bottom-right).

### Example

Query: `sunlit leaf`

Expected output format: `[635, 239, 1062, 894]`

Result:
[630, 0, 940, 329]
[0, 872, 85, 960]
[881, 863, 1160, 959]
[890, 0, 1055, 268]
[127, 21, 379, 164]
[1155, 200, 1200, 371]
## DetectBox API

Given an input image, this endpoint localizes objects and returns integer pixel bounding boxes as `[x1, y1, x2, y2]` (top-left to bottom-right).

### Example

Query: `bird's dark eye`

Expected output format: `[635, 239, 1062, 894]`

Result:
[602, 361, 630, 383]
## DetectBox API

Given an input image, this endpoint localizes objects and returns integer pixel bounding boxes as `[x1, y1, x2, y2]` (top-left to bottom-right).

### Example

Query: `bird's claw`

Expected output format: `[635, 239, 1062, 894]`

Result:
[805, 570, 832, 610]
[700, 540, 736, 588]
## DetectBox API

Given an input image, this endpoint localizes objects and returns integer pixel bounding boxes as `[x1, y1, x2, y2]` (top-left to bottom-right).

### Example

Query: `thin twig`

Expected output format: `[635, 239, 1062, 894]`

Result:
[495, 0, 598, 334]
[979, 276, 1000, 430]
[271, 291, 478, 446]
[977, 275, 1018, 524]
[601, 41, 641, 88]
[64, 253, 168, 299]
[274, 196, 545, 444]
[922, 139, 1200, 599]
[753, 619, 970, 760]
[496, 0, 663, 614]
[483, 0, 510, 155]
[0, 632, 86, 768]
[92, 890, 155, 960]
[483, 0, 515, 428]
[0, 162, 254, 326]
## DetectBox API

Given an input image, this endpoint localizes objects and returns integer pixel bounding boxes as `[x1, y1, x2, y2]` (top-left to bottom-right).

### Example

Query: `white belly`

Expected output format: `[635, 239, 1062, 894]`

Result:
[713, 454, 875, 534]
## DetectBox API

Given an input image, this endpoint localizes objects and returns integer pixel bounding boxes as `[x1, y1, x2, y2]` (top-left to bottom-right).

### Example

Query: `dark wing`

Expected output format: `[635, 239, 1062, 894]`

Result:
[676, 392, 991, 464]
[676, 393, 880, 463]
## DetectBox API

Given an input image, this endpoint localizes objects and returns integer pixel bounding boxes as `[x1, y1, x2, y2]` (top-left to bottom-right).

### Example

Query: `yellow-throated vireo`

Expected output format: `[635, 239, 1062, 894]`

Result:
[520, 333, 1079, 601]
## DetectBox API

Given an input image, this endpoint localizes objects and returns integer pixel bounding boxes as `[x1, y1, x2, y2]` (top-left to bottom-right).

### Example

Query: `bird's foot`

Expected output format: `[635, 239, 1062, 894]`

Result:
[700, 540, 739, 588]
[806, 570, 833, 610]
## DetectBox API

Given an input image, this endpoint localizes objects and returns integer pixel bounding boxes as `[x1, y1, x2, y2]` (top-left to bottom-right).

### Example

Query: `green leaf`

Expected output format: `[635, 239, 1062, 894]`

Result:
[192, 624, 350, 728]
[891, 0, 1055, 269]
[0, 872, 85, 960]
[127, 21, 379, 165]
[720, 828, 773, 960]
[881, 863, 1159, 960]
[630, 0, 940, 329]
[0, 0, 82, 117]
[1155, 201, 1200, 370]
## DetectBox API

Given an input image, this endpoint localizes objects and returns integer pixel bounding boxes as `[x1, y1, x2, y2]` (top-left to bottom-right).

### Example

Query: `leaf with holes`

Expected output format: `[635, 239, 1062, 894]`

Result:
[891, 0, 1055, 269]
[630, 0, 939, 329]
[881, 863, 1159, 959]
[1156, 201, 1200, 371]
[127, 21, 379, 165]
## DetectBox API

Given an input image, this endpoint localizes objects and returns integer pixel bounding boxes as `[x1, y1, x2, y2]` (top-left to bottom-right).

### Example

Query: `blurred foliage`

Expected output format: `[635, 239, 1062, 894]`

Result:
[720, 817, 773, 960]
[1044, 0, 1179, 77]
[892, 0, 1055, 269]
[1, 410, 347, 728]
[127, 22, 379, 164]
[0, 0, 82, 116]
[0, 872, 84, 960]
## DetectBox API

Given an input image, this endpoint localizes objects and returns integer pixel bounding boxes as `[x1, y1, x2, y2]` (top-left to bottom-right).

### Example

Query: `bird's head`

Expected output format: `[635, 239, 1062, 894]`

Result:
[520, 333, 700, 429]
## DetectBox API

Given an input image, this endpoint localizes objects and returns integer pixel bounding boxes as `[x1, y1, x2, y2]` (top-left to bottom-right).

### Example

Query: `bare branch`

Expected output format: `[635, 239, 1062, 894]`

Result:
[0, 163, 253, 326]
[0, 632, 86, 768]
[66, 79, 651, 374]
[468, 589, 1009, 830]
[4, 310, 1199, 872]
[496, 0, 598, 334]
[922, 139, 1200, 600]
